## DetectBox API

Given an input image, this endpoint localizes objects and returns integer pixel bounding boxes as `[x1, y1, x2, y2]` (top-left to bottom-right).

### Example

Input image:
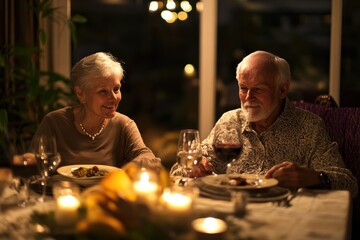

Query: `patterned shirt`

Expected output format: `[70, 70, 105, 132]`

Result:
[201, 98, 358, 196]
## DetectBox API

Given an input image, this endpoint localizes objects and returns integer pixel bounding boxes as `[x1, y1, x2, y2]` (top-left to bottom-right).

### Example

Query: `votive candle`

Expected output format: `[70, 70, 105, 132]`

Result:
[52, 181, 80, 227]
[192, 217, 227, 240]
[161, 190, 192, 214]
[55, 194, 80, 226]
[133, 170, 159, 204]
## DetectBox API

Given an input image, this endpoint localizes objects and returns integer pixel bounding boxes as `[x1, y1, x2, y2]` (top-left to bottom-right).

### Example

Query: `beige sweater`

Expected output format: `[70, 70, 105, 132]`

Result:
[30, 107, 155, 167]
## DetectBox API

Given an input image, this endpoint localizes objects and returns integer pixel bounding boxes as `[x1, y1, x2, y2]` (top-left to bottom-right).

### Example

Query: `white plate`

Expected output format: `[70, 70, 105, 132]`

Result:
[57, 164, 119, 187]
[201, 173, 278, 190]
[197, 184, 290, 203]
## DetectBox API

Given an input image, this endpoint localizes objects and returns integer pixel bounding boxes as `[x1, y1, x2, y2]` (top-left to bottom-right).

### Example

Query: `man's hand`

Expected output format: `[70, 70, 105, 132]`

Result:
[265, 161, 321, 188]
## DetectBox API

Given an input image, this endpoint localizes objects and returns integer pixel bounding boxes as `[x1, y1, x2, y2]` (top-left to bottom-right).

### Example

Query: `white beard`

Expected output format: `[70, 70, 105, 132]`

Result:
[242, 101, 277, 122]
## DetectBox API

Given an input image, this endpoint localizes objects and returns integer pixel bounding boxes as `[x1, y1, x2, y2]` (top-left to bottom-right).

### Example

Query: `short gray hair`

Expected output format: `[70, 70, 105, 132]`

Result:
[71, 52, 124, 91]
[236, 50, 290, 87]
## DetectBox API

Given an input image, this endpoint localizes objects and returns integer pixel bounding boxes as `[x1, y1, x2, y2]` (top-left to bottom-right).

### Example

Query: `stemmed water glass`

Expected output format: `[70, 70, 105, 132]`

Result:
[212, 124, 243, 178]
[176, 129, 202, 180]
[31, 135, 61, 202]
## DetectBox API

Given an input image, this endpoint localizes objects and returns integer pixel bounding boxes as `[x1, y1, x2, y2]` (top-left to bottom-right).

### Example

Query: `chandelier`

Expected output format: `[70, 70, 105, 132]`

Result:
[148, 0, 203, 23]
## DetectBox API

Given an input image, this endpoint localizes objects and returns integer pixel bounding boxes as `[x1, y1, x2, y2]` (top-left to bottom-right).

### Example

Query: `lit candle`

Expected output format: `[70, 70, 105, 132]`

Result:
[133, 171, 159, 204]
[161, 190, 192, 214]
[192, 217, 227, 240]
[158, 187, 195, 231]
[55, 194, 80, 226]
[52, 181, 80, 227]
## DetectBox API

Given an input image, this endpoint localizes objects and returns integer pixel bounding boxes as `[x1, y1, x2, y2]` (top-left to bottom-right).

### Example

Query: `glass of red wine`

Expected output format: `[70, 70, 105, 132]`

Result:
[10, 152, 37, 207]
[212, 124, 243, 178]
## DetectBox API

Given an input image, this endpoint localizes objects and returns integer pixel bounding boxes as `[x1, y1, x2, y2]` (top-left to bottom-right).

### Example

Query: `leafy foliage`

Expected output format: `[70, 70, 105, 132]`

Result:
[0, 0, 86, 163]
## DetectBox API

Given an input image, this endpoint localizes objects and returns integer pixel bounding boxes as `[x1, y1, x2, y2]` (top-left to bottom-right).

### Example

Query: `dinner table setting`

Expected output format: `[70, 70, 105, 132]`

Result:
[0, 164, 353, 240]
[0, 132, 353, 240]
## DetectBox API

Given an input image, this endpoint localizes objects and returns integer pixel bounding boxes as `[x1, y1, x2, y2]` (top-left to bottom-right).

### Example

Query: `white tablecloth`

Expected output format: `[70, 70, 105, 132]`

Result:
[195, 189, 351, 240]
[0, 185, 55, 240]
[0, 185, 351, 240]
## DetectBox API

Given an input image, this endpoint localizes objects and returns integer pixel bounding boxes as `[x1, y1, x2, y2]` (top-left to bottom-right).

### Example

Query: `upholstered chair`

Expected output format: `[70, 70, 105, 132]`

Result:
[293, 100, 360, 239]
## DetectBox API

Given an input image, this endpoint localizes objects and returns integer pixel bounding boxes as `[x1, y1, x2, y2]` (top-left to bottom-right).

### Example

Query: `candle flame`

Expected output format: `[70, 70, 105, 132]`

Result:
[140, 171, 150, 182]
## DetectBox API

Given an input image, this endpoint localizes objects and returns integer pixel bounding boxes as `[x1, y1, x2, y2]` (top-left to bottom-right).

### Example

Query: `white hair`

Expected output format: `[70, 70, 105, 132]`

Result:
[71, 52, 124, 91]
[236, 50, 291, 87]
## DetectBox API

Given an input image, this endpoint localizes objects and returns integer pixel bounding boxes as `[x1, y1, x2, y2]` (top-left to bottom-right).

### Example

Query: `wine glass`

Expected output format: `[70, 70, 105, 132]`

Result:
[10, 151, 37, 207]
[176, 129, 202, 180]
[31, 135, 61, 202]
[0, 168, 13, 213]
[212, 124, 243, 178]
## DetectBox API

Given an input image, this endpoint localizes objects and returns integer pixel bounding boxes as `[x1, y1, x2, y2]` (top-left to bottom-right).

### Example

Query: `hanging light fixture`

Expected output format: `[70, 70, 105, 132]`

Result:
[148, 0, 199, 24]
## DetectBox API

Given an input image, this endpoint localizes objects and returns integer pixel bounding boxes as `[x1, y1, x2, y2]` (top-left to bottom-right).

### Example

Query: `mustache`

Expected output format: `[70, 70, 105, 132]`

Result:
[243, 102, 261, 108]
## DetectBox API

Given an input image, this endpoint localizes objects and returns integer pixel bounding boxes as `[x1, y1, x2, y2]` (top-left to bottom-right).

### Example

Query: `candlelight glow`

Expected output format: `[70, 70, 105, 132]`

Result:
[58, 195, 80, 208]
[133, 168, 159, 204]
[161, 188, 193, 213]
[192, 217, 228, 234]
[55, 195, 80, 226]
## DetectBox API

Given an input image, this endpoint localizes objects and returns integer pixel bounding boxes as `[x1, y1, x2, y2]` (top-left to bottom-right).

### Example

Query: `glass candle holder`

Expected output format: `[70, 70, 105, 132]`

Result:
[192, 217, 227, 240]
[133, 167, 160, 206]
[52, 181, 80, 227]
[159, 185, 199, 231]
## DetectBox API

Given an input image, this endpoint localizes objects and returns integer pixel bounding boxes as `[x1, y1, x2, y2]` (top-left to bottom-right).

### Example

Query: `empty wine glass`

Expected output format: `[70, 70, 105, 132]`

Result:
[176, 129, 202, 180]
[31, 135, 61, 202]
[212, 124, 243, 178]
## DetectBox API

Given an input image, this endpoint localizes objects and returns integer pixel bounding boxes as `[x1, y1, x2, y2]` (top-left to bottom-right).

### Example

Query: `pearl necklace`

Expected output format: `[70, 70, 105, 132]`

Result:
[79, 121, 106, 141]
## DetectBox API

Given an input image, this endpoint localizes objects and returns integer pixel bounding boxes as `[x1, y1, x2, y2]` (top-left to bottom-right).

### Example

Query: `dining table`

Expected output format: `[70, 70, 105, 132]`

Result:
[0, 174, 353, 240]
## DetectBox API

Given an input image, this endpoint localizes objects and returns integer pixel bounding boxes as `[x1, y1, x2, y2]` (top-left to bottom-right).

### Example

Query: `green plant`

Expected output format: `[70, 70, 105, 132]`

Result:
[0, 0, 86, 163]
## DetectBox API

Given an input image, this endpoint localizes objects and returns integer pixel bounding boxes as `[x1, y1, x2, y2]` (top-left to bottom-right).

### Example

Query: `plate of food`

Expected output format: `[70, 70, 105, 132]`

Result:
[57, 164, 119, 186]
[200, 173, 278, 190]
[196, 182, 290, 202]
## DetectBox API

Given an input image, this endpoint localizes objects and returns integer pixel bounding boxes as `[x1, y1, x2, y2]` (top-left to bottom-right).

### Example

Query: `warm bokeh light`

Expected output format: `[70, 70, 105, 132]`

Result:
[166, 0, 176, 10]
[161, 10, 172, 20]
[167, 12, 178, 23]
[178, 11, 188, 21]
[149, 1, 159, 12]
[148, 0, 195, 23]
[196, 2, 203, 12]
[180, 1, 192, 12]
[161, 10, 177, 23]
[184, 64, 196, 77]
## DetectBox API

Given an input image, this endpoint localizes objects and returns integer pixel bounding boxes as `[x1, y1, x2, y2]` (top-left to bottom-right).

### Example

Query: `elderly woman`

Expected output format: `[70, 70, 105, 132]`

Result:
[30, 52, 157, 168]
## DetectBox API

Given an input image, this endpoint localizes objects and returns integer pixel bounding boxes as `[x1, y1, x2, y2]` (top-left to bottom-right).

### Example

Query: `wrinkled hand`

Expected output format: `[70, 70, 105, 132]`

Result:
[190, 157, 215, 178]
[265, 161, 321, 188]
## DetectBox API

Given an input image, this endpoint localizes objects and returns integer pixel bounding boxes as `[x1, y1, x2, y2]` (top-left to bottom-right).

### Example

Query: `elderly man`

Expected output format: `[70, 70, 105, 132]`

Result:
[199, 50, 358, 195]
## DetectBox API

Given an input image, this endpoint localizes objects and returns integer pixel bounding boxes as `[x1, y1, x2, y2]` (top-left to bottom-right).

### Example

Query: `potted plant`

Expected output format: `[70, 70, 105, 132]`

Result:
[0, 0, 86, 164]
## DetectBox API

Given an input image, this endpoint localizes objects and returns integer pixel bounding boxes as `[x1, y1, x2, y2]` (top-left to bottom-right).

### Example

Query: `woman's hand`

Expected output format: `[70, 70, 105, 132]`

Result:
[265, 161, 321, 188]
[190, 157, 215, 178]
